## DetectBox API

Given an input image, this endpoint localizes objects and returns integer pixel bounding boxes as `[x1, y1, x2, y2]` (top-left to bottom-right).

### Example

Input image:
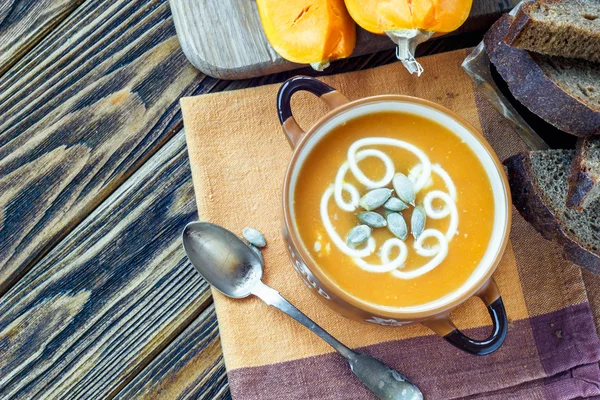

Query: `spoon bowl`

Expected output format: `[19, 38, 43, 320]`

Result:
[182, 222, 262, 298]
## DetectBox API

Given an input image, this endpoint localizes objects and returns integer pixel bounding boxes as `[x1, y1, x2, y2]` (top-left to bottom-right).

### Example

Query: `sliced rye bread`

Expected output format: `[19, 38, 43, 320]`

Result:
[505, 0, 600, 63]
[484, 14, 600, 137]
[567, 136, 600, 209]
[504, 150, 600, 273]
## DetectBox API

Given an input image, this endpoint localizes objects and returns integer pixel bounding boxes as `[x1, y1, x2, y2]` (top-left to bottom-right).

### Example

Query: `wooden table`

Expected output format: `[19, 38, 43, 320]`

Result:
[0, 1, 516, 398]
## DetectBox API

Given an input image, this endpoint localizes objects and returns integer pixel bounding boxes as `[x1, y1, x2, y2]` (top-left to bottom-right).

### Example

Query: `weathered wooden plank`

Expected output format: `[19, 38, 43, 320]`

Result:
[0, 131, 212, 399]
[0, 0, 222, 295]
[116, 304, 230, 400]
[0, 0, 84, 76]
[169, 0, 518, 79]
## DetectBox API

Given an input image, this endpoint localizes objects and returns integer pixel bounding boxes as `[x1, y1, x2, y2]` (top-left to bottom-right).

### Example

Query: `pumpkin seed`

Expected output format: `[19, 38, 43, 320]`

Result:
[386, 212, 408, 240]
[346, 225, 372, 247]
[384, 197, 408, 212]
[356, 211, 387, 228]
[249, 244, 264, 266]
[411, 206, 426, 239]
[358, 188, 393, 211]
[392, 173, 415, 205]
[243, 227, 266, 248]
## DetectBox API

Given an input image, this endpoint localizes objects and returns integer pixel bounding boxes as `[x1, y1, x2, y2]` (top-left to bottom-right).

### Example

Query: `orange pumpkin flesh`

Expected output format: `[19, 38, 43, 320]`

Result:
[344, 0, 413, 34]
[257, 0, 356, 66]
[413, 0, 473, 32]
[344, 0, 472, 34]
[328, 1, 357, 60]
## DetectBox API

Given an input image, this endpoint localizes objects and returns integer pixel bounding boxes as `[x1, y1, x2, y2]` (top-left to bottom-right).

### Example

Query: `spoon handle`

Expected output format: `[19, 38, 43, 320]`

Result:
[251, 281, 353, 357]
[251, 281, 422, 400]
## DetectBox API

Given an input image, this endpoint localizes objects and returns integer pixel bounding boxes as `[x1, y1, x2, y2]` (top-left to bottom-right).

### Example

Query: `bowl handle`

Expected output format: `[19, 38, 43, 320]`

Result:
[423, 279, 508, 356]
[277, 76, 349, 148]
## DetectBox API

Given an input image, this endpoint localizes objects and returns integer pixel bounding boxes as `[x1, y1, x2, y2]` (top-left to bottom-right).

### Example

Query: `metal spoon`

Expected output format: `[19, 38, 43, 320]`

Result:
[182, 222, 423, 400]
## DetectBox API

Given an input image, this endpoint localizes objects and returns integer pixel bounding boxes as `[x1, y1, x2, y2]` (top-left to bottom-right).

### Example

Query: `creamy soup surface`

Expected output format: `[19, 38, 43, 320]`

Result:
[294, 111, 495, 308]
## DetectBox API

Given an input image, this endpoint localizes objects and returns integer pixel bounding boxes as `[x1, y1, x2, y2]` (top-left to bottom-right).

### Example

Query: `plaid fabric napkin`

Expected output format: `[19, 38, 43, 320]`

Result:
[181, 49, 600, 399]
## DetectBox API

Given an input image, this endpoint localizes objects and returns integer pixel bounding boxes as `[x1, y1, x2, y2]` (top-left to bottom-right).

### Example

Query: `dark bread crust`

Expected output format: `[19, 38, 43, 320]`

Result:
[504, 154, 562, 242]
[504, 5, 532, 47]
[504, 153, 600, 274]
[567, 138, 597, 210]
[485, 15, 600, 137]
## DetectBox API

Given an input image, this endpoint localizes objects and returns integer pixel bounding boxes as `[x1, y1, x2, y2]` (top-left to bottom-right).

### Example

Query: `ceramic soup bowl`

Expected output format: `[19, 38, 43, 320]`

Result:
[279, 76, 511, 355]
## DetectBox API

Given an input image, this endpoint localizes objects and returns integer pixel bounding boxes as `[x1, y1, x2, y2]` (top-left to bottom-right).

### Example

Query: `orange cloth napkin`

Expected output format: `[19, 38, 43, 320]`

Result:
[181, 49, 600, 399]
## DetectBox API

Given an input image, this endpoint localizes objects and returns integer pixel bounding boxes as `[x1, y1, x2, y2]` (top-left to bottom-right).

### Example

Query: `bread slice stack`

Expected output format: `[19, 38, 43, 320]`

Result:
[483, 1, 600, 273]
[505, 151, 600, 273]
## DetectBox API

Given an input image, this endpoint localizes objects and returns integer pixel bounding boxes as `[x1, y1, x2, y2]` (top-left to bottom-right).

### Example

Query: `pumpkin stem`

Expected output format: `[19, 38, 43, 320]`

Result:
[310, 60, 331, 71]
[387, 29, 434, 76]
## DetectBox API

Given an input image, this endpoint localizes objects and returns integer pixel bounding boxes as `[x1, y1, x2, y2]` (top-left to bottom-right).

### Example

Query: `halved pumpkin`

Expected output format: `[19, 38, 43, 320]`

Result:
[257, 0, 356, 69]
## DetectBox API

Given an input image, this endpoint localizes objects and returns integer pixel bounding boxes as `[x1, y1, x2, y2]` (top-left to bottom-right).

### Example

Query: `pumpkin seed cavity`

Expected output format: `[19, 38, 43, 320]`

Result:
[358, 188, 392, 211]
[356, 211, 387, 228]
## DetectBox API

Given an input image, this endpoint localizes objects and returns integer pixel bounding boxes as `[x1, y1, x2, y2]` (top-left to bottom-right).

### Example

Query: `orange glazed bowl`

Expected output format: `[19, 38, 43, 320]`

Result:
[278, 76, 511, 356]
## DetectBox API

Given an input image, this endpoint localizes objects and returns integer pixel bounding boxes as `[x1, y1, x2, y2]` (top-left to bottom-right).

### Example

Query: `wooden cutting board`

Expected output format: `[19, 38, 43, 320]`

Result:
[169, 0, 518, 80]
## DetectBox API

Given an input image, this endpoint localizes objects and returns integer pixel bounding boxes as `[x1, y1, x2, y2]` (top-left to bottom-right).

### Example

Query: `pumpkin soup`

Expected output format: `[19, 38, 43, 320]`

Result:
[293, 111, 495, 308]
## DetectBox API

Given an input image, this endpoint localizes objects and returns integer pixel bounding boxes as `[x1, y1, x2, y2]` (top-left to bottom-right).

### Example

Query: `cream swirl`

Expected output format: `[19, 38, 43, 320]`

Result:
[319, 138, 459, 280]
